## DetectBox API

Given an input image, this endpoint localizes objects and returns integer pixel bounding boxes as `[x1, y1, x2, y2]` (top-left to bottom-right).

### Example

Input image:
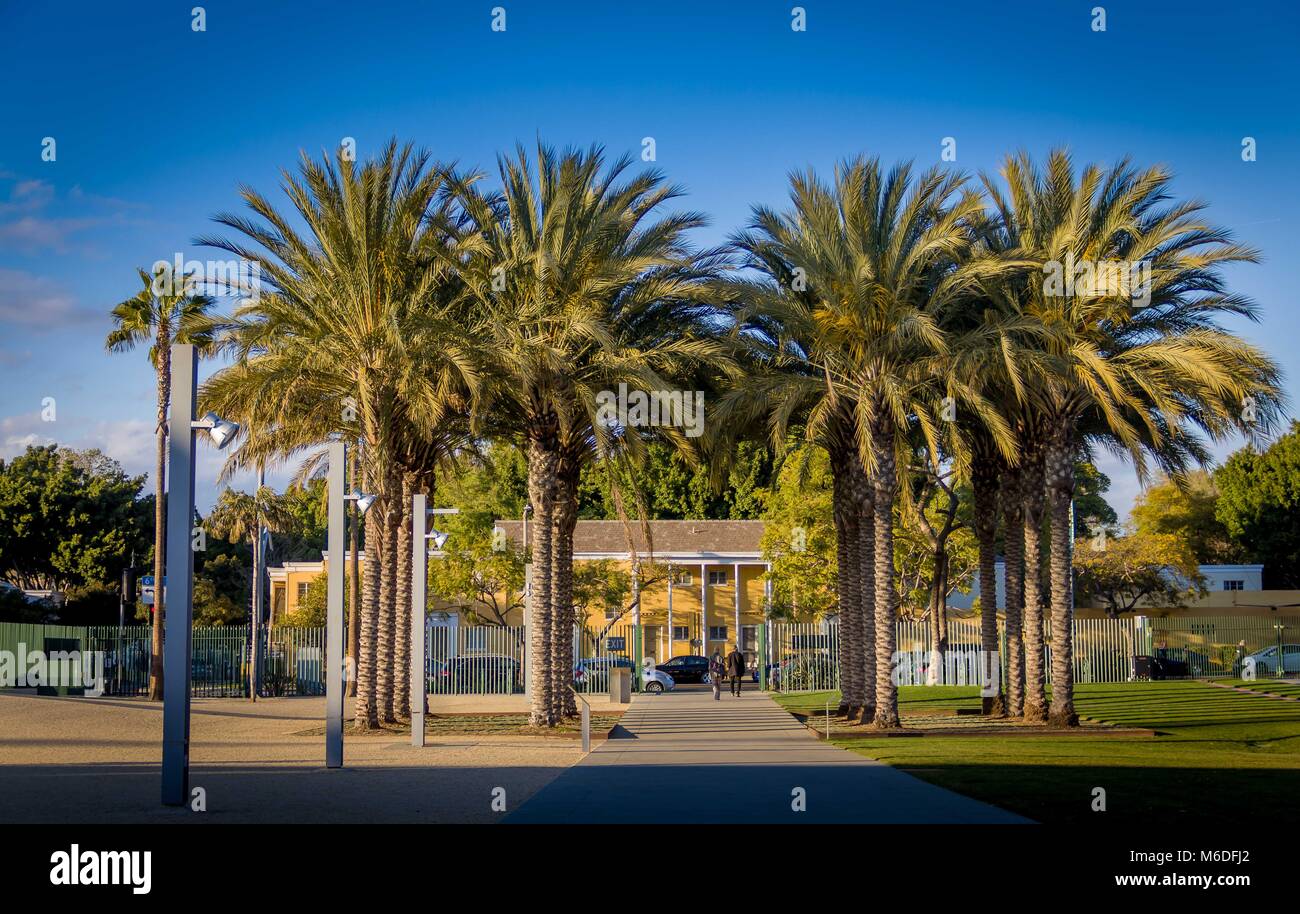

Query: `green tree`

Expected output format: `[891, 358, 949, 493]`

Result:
[760, 446, 838, 620]
[1131, 470, 1235, 565]
[0, 445, 152, 592]
[106, 265, 217, 700]
[1215, 424, 1300, 588]
[1075, 529, 1206, 617]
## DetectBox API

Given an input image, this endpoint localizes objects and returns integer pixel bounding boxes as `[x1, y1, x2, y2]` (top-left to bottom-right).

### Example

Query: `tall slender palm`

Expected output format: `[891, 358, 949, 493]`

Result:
[733, 158, 1017, 727]
[204, 482, 296, 697]
[982, 150, 1285, 725]
[199, 140, 479, 728]
[446, 142, 728, 726]
[710, 280, 874, 720]
[106, 266, 216, 700]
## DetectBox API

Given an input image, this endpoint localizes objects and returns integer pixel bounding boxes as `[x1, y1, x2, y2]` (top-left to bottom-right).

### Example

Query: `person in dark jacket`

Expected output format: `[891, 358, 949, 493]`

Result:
[709, 651, 725, 700]
[726, 646, 746, 697]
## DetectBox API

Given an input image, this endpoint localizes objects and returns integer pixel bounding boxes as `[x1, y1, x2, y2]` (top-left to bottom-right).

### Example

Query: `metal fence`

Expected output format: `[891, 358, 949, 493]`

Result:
[426, 622, 526, 695]
[763, 615, 1298, 692]
[1, 622, 324, 697]
[11, 613, 1289, 700]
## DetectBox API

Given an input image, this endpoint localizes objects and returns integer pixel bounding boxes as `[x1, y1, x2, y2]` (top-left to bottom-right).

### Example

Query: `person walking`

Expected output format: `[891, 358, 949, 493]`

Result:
[709, 650, 724, 701]
[727, 645, 746, 697]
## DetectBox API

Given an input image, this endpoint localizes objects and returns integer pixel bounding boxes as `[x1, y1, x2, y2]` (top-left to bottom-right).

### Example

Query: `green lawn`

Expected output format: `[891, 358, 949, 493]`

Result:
[1221, 679, 1300, 700]
[773, 681, 1300, 825]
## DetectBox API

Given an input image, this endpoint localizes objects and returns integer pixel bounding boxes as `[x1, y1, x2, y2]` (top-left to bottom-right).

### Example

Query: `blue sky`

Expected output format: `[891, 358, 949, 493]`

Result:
[1, 0, 1297, 514]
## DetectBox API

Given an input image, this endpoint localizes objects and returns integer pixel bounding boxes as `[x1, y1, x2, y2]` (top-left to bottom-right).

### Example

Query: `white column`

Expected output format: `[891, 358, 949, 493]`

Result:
[734, 561, 741, 652]
[700, 562, 707, 654]
[666, 564, 674, 659]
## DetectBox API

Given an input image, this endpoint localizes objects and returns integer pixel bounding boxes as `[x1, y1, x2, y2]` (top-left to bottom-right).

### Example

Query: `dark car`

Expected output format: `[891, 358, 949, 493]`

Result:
[573, 656, 632, 690]
[657, 654, 711, 683]
[436, 654, 521, 693]
[1132, 652, 1194, 680]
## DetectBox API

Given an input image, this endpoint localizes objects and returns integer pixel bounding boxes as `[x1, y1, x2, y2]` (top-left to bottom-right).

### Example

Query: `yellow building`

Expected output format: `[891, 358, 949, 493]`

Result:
[268, 519, 771, 664]
[496, 519, 769, 662]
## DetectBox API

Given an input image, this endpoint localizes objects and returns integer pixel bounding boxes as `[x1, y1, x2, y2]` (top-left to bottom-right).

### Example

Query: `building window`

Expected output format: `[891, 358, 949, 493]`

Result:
[672, 625, 689, 641]
[709, 625, 728, 641]
[671, 571, 692, 585]
[1223, 580, 1244, 591]
[605, 606, 620, 620]
[296, 582, 310, 602]
[707, 570, 728, 586]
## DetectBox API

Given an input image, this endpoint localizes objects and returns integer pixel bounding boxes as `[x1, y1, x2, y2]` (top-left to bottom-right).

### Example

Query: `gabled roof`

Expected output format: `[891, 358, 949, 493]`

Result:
[494, 519, 765, 560]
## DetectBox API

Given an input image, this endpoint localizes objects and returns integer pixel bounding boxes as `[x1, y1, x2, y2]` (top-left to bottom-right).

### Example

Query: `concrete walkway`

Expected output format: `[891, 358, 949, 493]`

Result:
[507, 686, 1030, 824]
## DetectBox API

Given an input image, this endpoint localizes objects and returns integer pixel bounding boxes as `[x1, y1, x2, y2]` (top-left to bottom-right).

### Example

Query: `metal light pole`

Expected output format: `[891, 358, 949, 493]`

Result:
[411, 498, 457, 747]
[161, 344, 240, 806]
[250, 464, 266, 701]
[326, 440, 346, 768]
[161, 344, 199, 807]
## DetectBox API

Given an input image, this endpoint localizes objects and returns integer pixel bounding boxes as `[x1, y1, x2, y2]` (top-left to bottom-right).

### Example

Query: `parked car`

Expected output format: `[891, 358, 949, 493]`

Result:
[656, 654, 711, 683]
[1242, 644, 1300, 676]
[438, 654, 521, 691]
[573, 656, 632, 690]
[642, 666, 675, 693]
[1132, 651, 1206, 680]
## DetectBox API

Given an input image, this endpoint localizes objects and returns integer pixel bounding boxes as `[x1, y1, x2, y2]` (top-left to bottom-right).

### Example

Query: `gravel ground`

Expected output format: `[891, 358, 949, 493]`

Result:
[0, 691, 581, 823]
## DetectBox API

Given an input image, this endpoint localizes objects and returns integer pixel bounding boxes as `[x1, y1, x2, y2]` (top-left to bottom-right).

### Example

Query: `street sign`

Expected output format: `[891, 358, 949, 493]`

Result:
[140, 576, 165, 606]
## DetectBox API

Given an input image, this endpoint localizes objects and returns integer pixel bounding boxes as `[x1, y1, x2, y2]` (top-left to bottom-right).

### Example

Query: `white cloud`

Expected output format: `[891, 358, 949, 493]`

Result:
[0, 268, 99, 330]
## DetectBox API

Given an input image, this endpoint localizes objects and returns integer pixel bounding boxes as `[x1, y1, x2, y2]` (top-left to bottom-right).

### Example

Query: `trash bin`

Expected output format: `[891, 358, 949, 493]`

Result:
[608, 666, 631, 704]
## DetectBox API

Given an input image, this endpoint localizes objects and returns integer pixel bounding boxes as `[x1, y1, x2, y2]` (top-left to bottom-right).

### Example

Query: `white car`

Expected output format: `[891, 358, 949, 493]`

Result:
[642, 666, 675, 693]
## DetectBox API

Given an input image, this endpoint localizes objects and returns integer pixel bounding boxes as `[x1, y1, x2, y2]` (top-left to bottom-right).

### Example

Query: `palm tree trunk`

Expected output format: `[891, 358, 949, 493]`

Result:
[355, 478, 381, 730]
[871, 419, 901, 729]
[250, 511, 260, 701]
[347, 443, 361, 699]
[1021, 450, 1048, 723]
[972, 459, 1002, 715]
[551, 462, 579, 718]
[928, 549, 949, 685]
[394, 471, 413, 720]
[526, 434, 558, 727]
[377, 474, 400, 724]
[1002, 466, 1025, 717]
[854, 467, 876, 723]
[148, 334, 169, 701]
[829, 445, 860, 716]
[1045, 421, 1078, 727]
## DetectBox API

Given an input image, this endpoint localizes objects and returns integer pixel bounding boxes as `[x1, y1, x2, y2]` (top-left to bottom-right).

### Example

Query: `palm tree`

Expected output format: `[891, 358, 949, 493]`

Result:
[445, 141, 729, 726]
[198, 140, 479, 729]
[721, 245, 877, 722]
[106, 265, 216, 700]
[204, 482, 296, 697]
[981, 149, 1285, 725]
[732, 158, 1016, 727]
